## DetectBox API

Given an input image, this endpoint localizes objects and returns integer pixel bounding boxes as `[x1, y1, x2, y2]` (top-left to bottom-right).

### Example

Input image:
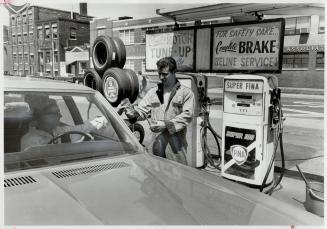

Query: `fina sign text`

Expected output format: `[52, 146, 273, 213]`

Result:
[212, 20, 284, 72]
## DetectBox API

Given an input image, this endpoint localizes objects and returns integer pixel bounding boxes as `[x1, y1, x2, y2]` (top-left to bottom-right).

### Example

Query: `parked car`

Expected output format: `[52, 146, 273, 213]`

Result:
[3, 76, 323, 225]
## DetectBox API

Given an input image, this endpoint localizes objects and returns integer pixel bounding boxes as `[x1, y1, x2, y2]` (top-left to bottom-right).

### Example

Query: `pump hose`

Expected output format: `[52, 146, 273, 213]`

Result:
[200, 101, 222, 170]
[260, 97, 285, 194]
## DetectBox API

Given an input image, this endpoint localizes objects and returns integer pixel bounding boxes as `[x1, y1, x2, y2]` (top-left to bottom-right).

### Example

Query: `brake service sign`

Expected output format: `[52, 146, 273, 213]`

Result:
[146, 30, 194, 71]
[212, 20, 284, 72]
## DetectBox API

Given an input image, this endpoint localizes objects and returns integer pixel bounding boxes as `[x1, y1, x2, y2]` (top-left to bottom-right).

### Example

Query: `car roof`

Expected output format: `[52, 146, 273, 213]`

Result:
[4, 76, 94, 93]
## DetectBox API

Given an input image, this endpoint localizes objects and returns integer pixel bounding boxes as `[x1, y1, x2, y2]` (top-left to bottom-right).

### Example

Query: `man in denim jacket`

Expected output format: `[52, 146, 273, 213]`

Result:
[119, 57, 195, 165]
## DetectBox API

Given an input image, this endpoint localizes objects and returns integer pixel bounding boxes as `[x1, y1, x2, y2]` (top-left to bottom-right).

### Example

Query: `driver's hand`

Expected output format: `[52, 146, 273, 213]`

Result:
[90, 116, 108, 130]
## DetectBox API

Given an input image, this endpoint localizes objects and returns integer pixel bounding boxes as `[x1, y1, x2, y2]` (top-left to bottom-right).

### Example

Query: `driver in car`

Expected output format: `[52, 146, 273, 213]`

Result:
[21, 98, 107, 151]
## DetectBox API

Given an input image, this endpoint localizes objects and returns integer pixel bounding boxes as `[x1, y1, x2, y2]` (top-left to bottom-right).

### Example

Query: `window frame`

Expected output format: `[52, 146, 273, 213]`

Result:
[119, 29, 134, 45]
[285, 16, 311, 35]
[70, 27, 77, 40]
[318, 16, 324, 34]
[282, 52, 309, 69]
[316, 52, 324, 69]
[37, 27, 43, 40]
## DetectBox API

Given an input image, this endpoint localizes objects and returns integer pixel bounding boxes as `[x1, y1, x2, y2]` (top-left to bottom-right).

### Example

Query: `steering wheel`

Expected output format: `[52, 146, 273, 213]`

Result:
[48, 131, 94, 144]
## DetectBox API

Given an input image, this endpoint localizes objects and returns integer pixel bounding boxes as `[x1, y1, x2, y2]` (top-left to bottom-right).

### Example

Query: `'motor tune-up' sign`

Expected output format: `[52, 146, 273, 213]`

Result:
[146, 30, 194, 71]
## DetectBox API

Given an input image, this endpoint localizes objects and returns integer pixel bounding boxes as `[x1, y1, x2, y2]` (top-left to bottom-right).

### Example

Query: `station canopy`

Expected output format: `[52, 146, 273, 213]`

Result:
[156, 3, 324, 22]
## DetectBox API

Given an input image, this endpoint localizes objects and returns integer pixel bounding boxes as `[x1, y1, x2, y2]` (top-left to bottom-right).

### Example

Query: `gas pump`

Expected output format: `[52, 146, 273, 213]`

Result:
[221, 74, 284, 188]
[175, 73, 208, 168]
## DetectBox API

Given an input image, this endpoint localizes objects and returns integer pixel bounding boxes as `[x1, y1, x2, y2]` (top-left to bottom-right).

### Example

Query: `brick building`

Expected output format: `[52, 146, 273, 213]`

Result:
[7, 3, 92, 77]
[3, 25, 12, 75]
[90, 4, 324, 89]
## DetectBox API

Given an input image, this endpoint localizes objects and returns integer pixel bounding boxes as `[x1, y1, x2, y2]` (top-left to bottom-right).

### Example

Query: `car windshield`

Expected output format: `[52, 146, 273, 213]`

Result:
[4, 91, 142, 172]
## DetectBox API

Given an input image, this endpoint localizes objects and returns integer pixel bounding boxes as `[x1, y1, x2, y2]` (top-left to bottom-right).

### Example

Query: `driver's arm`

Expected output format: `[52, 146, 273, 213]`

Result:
[53, 117, 108, 138]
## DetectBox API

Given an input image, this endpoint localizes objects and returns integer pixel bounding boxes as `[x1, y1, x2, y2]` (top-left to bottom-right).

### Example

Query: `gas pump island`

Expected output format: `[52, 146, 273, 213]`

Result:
[142, 18, 285, 192]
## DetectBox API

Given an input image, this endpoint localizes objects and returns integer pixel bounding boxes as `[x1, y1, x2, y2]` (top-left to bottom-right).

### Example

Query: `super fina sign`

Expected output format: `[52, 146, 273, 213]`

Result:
[212, 19, 284, 73]
[146, 30, 194, 71]
[225, 80, 263, 93]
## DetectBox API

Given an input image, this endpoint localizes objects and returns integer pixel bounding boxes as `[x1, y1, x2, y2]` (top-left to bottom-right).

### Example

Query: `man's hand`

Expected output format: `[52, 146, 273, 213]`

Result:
[120, 98, 136, 119]
[90, 116, 108, 130]
[116, 102, 126, 115]
[150, 121, 166, 133]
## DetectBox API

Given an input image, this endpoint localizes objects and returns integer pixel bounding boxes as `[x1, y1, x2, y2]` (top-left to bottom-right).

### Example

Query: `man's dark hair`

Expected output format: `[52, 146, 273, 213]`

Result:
[156, 57, 177, 73]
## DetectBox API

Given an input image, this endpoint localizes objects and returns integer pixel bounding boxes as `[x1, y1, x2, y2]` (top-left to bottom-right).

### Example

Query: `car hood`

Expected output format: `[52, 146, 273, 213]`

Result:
[5, 153, 323, 225]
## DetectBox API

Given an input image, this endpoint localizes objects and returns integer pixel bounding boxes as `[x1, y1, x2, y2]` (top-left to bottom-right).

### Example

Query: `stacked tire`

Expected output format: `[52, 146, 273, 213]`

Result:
[83, 35, 139, 107]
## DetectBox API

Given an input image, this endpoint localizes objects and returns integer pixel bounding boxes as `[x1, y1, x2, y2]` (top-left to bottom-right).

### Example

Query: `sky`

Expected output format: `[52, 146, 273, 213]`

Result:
[0, 0, 211, 26]
[1, 0, 324, 26]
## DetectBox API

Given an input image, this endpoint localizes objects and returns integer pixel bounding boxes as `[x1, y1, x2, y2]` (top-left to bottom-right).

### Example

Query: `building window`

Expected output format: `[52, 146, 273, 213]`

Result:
[16, 26, 21, 35]
[13, 54, 17, 64]
[54, 52, 58, 64]
[282, 52, 309, 68]
[79, 62, 87, 74]
[285, 17, 311, 35]
[22, 14, 27, 24]
[52, 24, 58, 39]
[296, 16, 311, 34]
[12, 34, 17, 45]
[30, 54, 34, 64]
[124, 60, 134, 70]
[97, 28, 105, 36]
[45, 26, 50, 39]
[119, 29, 134, 45]
[17, 34, 22, 45]
[46, 52, 51, 63]
[17, 16, 21, 24]
[319, 16, 324, 33]
[11, 16, 16, 26]
[23, 33, 28, 44]
[37, 27, 43, 40]
[70, 27, 77, 40]
[316, 52, 324, 68]
[140, 29, 146, 43]
[24, 54, 28, 63]
[19, 54, 23, 64]
[38, 52, 43, 65]
[285, 17, 296, 35]
[29, 31, 34, 43]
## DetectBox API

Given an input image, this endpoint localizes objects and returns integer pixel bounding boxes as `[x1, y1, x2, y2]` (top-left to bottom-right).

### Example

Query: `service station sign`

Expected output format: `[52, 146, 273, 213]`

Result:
[146, 19, 284, 73]
[146, 30, 194, 71]
[212, 20, 284, 73]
